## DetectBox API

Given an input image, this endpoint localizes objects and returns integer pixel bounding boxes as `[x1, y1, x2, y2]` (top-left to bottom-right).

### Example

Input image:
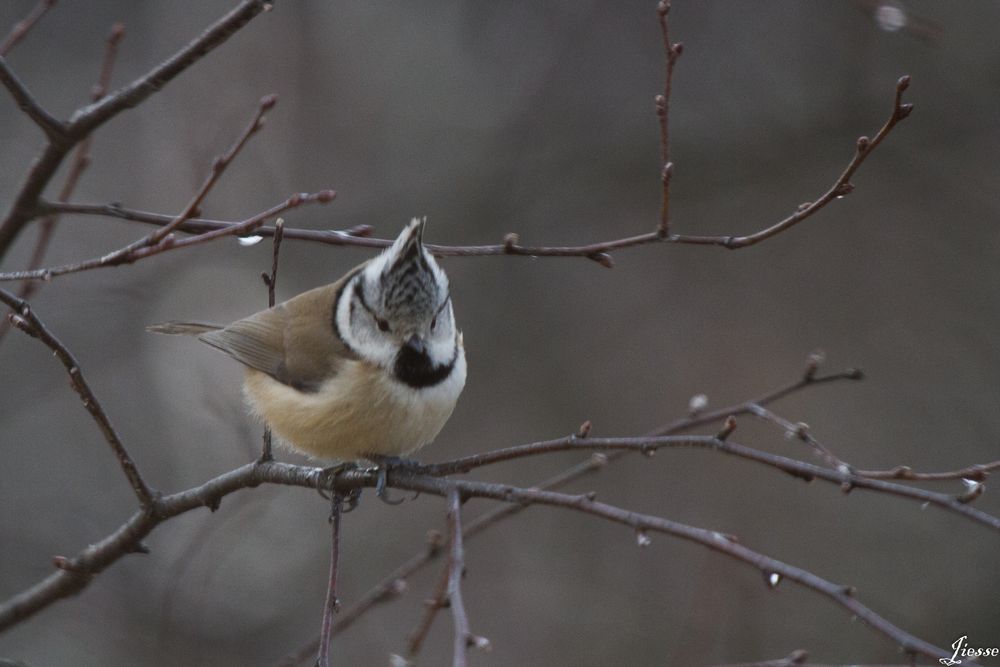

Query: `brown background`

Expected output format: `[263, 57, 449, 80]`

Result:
[1, 1, 998, 665]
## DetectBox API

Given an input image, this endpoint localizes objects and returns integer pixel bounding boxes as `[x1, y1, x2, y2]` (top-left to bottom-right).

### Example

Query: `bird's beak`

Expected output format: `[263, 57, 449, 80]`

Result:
[403, 334, 426, 356]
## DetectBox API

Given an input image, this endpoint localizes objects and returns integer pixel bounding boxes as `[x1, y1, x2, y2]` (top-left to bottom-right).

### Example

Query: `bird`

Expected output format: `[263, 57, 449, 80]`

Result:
[149, 218, 466, 466]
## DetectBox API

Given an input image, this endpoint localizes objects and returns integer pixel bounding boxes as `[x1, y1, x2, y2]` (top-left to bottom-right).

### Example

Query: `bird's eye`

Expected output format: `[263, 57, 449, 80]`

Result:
[376, 317, 390, 332]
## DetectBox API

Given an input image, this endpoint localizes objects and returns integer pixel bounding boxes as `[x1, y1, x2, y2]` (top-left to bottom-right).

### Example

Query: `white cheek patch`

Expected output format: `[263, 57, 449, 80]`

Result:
[336, 274, 397, 369]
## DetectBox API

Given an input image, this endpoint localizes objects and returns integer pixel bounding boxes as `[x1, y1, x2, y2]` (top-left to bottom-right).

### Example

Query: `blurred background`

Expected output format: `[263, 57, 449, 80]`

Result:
[1, 1, 998, 665]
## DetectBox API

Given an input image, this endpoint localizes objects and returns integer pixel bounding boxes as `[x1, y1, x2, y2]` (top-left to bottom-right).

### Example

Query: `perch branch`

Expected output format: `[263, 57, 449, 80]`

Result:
[279, 363, 864, 665]
[0, 460, 958, 662]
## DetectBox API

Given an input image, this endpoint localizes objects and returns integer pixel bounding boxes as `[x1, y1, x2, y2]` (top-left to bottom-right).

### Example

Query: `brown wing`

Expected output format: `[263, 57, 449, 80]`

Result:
[198, 278, 358, 391]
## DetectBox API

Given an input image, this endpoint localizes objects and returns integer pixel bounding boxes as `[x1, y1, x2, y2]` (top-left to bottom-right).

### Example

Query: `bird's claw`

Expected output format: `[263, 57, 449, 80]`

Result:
[368, 455, 422, 506]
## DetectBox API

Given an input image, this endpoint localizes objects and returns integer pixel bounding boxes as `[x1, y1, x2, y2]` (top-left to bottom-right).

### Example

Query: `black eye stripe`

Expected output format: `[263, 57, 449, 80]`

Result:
[433, 294, 451, 320]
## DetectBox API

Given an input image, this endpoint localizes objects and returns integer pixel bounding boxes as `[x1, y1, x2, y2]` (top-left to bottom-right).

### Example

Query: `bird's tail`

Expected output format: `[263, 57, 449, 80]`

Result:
[146, 321, 222, 336]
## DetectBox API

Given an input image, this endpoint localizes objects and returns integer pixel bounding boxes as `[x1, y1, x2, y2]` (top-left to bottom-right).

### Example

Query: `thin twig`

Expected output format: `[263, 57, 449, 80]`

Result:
[258, 218, 284, 462]
[0, 0, 56, 56]
[403, 558, 451, 661]
[149, 94, 277, 245]
[0, 191, 335, 282]
[316, 493, 344, 667]
[670, 75, 914, 249]
[0, 0, 273, 262]
[655, 0, 682, 237]
[445, 488, 471, 667]
[0, 22, 125, 342]
[747, 403, 851, 471]
[0, 288, 154, 508]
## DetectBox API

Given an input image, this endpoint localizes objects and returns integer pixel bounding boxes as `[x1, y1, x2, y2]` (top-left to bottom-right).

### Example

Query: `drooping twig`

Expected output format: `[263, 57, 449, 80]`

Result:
[655, 0, 682, 237]
[258, 218, 284, 461]
[445, 488, 472, 667]
[0, 0, 56, 56]
[0, 22, 124, 343]
[0, 0, 273, 262]
[316, 493, 344, 667]
[0, 288, 154, 508]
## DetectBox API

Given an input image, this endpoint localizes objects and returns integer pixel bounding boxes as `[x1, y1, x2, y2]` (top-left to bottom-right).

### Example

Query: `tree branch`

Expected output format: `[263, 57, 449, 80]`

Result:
[390, 475, 955, 663]
[15, 77, 912, 273]
[0, 0, 272, 262]
[0, 22, 125, 343]
[0, 191, 335, 282]
[278, 363, 865, 665]
[670, 75, 914, 249]
[0, 288, 155, 508]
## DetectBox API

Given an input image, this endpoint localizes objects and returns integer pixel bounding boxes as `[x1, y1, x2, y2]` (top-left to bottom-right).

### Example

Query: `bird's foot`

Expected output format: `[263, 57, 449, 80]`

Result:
[366, 455, 423, 505]
[316, 462, 362, 512]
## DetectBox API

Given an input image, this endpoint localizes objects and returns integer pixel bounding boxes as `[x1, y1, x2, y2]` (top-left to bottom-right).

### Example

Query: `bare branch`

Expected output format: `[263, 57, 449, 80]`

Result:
[671, 75, 914, 249]
[655, 0, 682, 237]
[0, 0, 272, 262]
[0, 0, 56, 56]
[389, 476, 955, 662]
[148, 93, 276, 244]
[0, 288, 154, 507]
[420, 435, 1000, 531]
[0, 22, 125, 342]
[278, 364, 863, 665]
[0, 191, 335, 282]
